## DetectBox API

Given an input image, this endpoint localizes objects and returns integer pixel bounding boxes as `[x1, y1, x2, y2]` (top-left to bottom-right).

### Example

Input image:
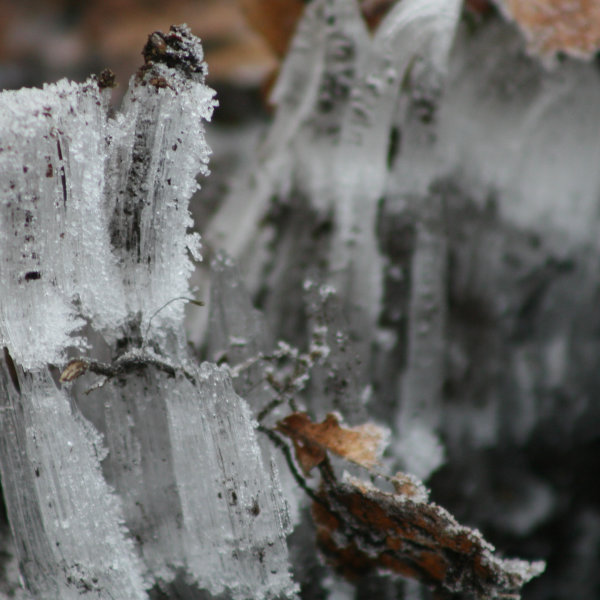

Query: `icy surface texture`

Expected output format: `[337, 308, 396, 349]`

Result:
[206, 252, 304, 527]
[0, 367, 147, 599]
[0, 79, 125, 370]
[165, 363, 296, 600]
[105, 28, 213, 340]
[1, 25, 297, 599]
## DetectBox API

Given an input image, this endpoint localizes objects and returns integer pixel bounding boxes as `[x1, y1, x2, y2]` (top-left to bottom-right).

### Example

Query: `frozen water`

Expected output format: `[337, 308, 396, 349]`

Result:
[105, 60, 215, 340]
[0, 366, 147, 599]
[207, 252, 271, 371]
[0, 79, 126, 370]
[329, 0, 461, 333]
[206, 252, 303, 527]
[165, 364, 297, 599]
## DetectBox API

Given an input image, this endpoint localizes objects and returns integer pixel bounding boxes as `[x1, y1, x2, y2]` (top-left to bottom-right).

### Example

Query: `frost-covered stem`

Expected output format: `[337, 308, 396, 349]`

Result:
[0, 74, 148, 599]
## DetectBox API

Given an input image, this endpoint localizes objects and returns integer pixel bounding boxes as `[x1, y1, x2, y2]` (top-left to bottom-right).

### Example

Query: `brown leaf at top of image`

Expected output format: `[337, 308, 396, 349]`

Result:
[276, 412, 387, 475]
[497, 0, 600, 59]
[313, 473, 546, 598]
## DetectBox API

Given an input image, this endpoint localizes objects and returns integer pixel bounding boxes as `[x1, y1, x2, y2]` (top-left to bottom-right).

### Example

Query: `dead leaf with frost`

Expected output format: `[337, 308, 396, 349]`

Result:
[276, 412, 387, 475]
[276, 412, 545, 598]
[312, 473, 545, 597]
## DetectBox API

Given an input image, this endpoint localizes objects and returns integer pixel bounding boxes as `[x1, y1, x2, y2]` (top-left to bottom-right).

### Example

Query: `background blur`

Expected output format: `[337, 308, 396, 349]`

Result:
[0, 0, 495, 120]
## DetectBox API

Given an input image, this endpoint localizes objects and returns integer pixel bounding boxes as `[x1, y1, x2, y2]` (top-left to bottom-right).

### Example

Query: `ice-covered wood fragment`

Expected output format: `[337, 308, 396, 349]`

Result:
[105, 25, 213, 341]
[275, 410, 545, 598]
[313, 473, 545, 598]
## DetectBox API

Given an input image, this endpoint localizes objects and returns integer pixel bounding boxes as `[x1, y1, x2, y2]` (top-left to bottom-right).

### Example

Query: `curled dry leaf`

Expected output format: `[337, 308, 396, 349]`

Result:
[313, 473, 546, 598]
[59, 359, 89, 383]
[276, 412, 544, 596]
[496, 0, 600, 59]
[276, 412, 387, 475]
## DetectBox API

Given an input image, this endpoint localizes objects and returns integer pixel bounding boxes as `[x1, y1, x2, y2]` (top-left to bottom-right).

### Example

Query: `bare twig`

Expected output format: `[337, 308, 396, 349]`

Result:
[60, 351, 196, 387]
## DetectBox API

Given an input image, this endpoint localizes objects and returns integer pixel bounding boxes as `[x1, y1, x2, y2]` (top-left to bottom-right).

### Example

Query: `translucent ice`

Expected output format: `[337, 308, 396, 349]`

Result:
[0, 366, 147, 599]
[0, 79, 126, 370]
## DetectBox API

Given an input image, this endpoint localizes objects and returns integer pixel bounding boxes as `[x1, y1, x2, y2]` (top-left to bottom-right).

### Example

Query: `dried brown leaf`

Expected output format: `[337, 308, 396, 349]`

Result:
[59, 359, 89, 383]
[313, 473, 545, 597]
[497, 0, 600, 59]
[276, 412, 544, 595]
[276, 412, 387, 475]
[360, 0, 397, 30]
[465, 0, 493, 15]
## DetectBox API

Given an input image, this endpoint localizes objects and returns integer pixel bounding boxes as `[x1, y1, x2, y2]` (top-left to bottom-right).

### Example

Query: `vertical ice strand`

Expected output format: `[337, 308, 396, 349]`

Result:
[205, 0, 462, 435]
[379, 0, 462, 479]
[0, 77, 147, 599]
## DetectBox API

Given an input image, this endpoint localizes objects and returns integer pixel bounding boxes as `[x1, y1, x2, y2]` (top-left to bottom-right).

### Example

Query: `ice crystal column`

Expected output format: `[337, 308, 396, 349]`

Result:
[1, 25, 296, 600]
[0, 77, 147, 600]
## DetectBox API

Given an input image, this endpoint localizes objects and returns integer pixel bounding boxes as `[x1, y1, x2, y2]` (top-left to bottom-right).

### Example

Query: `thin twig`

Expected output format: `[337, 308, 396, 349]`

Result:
[60, 352, 196, 386]
[143, 296, 204, 347]
[257, 397, 286, 422]
[257, 425, 326, 507]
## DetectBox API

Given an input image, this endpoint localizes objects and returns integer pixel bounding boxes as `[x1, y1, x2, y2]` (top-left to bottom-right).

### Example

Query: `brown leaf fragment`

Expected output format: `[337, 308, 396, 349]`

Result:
[496, 0, 600, 60]
[313, 473, 545, 598]
[276, 412, 387, 475]
[59, 359, 89, 383]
